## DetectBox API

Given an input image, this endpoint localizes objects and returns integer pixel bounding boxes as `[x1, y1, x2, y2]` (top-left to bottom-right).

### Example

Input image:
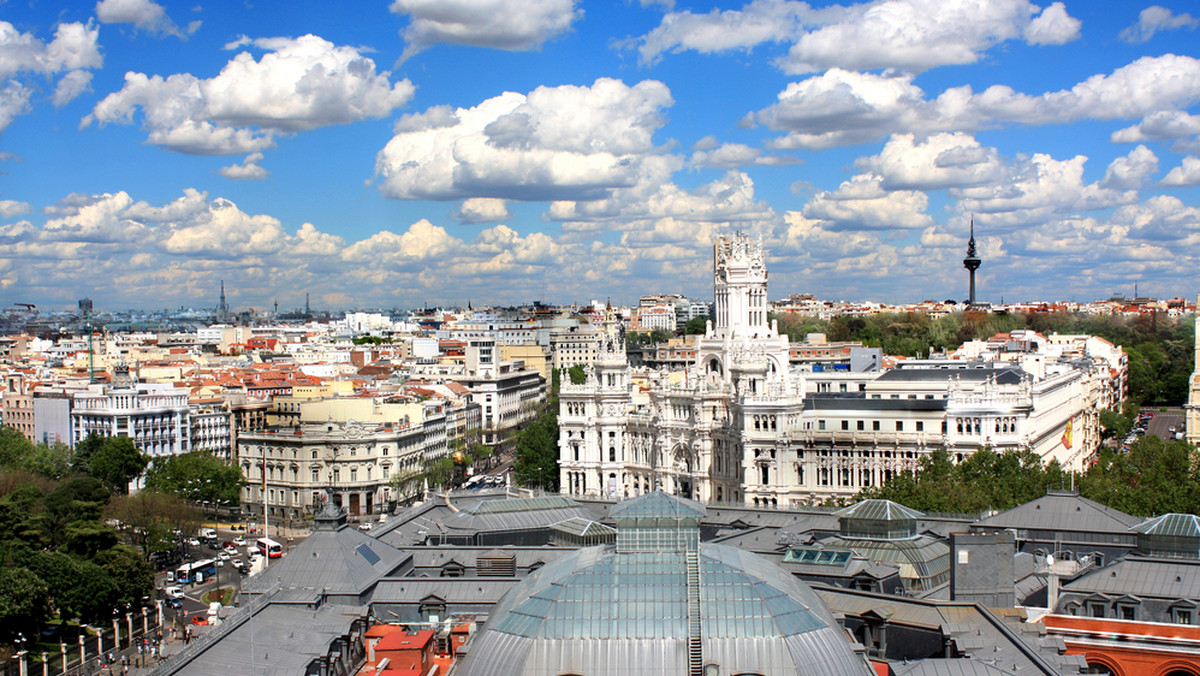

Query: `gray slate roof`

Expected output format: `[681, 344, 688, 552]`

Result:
[879, 364, 1027, 384]
[158, 601, 367, 676]
[1062, 556, 1200, 599]
[973, 489, 1141, 533]
[242, 523, 409, 597]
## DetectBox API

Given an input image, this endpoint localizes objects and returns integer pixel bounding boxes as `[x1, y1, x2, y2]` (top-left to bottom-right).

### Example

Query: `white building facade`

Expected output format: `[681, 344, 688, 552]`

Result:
[71, 382, 191, 457]
[236, 410, 447, 519]
[558, 234, 1113, 506]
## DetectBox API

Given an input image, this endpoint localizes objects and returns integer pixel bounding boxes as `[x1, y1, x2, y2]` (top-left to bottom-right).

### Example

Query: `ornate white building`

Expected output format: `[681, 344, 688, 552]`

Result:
[558, 233, 1112, 506]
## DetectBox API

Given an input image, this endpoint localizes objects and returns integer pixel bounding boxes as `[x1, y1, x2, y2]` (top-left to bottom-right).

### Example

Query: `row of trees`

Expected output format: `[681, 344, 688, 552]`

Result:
[0, 427, 246, 642]
[859, 436, 1200, 517]
[0, 471, 157, 641]
[0, 427, 148, 493]
[776, 310, 1195, 405]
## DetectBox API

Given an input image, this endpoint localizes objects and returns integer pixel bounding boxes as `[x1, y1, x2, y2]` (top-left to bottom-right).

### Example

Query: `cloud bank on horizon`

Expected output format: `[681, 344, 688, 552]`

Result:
[0, 0, 1197, 311]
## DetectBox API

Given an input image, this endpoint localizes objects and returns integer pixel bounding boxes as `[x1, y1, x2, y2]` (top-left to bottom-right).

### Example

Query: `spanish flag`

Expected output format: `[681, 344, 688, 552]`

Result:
[1061, 417, 1073, 450]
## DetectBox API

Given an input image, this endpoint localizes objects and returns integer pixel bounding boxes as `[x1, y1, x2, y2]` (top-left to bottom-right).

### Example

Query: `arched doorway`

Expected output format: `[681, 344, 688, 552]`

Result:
[673, 445, 694, 499]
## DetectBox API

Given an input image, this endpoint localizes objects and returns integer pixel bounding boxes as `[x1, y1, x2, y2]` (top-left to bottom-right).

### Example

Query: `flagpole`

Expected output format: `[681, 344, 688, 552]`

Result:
[262, 462, 269, 540]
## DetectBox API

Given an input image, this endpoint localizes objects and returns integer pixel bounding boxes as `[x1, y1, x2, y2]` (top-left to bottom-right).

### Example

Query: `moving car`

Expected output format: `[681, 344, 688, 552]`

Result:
[164, 586, 185, 599]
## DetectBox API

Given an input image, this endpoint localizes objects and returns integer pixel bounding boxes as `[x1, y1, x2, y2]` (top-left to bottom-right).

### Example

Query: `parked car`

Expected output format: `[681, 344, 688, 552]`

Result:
[358, 523, 372, 532]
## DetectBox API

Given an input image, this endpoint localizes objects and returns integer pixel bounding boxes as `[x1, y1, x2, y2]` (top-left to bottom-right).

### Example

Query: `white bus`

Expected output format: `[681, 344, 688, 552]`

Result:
[174, 558, 216, 584]
[256, 537, 283, 559]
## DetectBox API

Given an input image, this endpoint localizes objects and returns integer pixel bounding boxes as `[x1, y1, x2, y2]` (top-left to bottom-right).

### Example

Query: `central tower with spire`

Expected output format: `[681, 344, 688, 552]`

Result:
[963, 218, 982, 306]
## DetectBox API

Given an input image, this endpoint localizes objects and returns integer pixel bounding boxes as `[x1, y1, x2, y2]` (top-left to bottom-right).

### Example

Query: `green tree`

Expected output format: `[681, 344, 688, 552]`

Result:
[684, 316, 708, 334]
[71, 433, 106, 474]
[22, 441, 73, 479]
[0, 425, 34, 469]
[99, 545, 155, 609]
[861, 447, 1071, 514]
[0, 567, 50, 641]
[103, 490, 199, 557]
[143, 450, 243, 506]
[38, 476, 110, 548]
[88, 437, 148, 494]
[567, 364, 587, 385]
[513, 413, 559, 492]
[1078, 436, 1198, 516]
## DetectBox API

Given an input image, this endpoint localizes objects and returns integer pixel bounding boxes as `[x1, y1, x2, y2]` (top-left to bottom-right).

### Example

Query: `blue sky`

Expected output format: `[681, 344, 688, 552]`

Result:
[1, 0, 1198, 311]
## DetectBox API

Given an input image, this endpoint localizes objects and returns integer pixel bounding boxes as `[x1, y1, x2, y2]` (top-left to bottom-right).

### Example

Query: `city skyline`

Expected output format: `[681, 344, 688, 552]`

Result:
[1, 0, 1199, 311]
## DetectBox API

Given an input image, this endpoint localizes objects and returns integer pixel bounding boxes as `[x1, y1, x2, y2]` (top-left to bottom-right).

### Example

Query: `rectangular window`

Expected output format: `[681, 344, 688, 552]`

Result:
[1120, 606, 1136, 621]
[1177, 610, 1192, 625]
[873, 421, 880, 431]
[857, 421, 864, 431]
[818, 420, 826, 431]
[841, 420, 849, 431]
[896, 421, 904, 432]
[916, 421, 924, 432]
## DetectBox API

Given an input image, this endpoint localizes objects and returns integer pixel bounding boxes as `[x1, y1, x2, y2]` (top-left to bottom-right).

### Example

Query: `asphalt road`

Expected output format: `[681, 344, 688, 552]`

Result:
[1144, 408, 1186, 442]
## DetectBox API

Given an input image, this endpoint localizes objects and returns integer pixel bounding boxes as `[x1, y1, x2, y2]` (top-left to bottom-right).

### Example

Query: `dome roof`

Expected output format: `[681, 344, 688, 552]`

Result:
[453, 540, 872, 675]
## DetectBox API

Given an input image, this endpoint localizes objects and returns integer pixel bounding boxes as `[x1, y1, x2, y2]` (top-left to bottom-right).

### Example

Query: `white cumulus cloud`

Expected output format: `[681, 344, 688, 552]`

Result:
[634, 0, 1079, 74]
[754, 55, 1200, 149]
[375, 77, 673, 201]
[1162, 156, 1200, 187]
[855, 133, 1006, 190]
[1119, 5, 1199, 44]
[689, 139, 799, 168]
[218, 152, 269, 180]
[0, 199, 31, 219]
[1100, 145, 1158, 190]
[84, 34, 415, 155]
[392, 0, 582, 61]
[0, 21, 102, 131]
[956, 153, 1138, 227]
[802, 174, 933, 230]
[1111, 110, 1200, 154]
[453, 198, 511, 224]
[95, 0, 199, 38]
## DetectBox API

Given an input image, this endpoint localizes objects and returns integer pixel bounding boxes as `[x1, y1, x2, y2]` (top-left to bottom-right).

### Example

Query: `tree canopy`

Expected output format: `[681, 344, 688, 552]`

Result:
[513, 412, 559, 492]
[860, 436, 1198, 517]
[143, 450, 243, 507]
[859, 447, 1069, 514]
[87, 436, 148, 494]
